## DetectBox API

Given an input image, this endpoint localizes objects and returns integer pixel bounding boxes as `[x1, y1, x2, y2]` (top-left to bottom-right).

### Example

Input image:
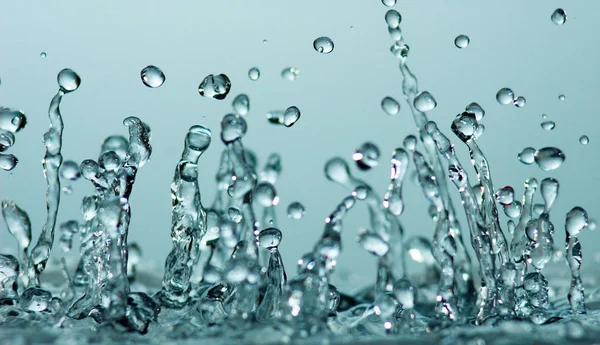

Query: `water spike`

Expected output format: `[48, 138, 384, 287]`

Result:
[565, 206, 588, 316]
[383, 148, 409, 216]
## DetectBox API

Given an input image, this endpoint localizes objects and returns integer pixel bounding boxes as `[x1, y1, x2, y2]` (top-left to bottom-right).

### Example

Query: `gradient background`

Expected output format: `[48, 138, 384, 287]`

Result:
[0, 1, 598, 291]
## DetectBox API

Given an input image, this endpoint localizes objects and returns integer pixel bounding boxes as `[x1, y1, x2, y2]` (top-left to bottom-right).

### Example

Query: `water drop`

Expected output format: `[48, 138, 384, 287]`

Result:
[248, 67, 260, 81]
[514, 96, 526, 108]
[0, 109, 26, 134]
[541, 177, 559, 212]
[541, 121, 555, 131]
[0, 153, 18, 171]
[357, 230, 389, 257]
[406, 237, 435, 265]
[283, 106, 301, 127]
[385, 10, 401, 29]
[465, 102, 485, 121]
[403, 135, 417, 151]
[495, 186, 515, 206]
[59, 160, 80, 181]
[313, 36, 334, 54]
[40, 52, 47, 58]
[254, 182, 279, 207]
[454, 35, 470, 49]
[262, 39, 268, 44]
[140, 65, 165, 88]
[232, 94, 250, 116]
[381, 96, 400, 116]
[281, 67, 300, 81]
[559, 94, 566, 101]
[19, 287, 52, 312]
[496, 88, 514, 105]
[352, 141, 380, 170]
[393, 278, 416, 308]
[414, 91, 437, 112]
[381, 0, 396, 7]
[287, 202, 306, 220]
[504, 201, 523, 218]
[0, 130, 15, 151]
[579, 135, 589, 145]
[566, 207, 588, 237]
[198, 73, 231, 99]
[551, 8, 567, 25]
[534, 147, 565, 171]
[220, 114, 247, 143]
[518, 147, 536, 165]
[258, 228, 282, 249]
[588, 219, 597, 231]
[57, 68, 81, 93]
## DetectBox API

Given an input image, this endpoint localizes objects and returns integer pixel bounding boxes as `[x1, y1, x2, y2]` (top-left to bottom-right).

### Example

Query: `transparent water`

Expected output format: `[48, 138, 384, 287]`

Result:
[0, 2, 599, 345]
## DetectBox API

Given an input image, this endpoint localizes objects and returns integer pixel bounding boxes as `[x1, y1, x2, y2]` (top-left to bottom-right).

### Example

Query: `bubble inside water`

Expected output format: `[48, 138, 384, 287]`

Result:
[381, 96, 400, 116]
[140, 65, 166, 88]
[496, 88, 515, 105]
[313, 36, 334, 54]
[248, 67, 260, 81]
[454, 34, 470, 49]
[287, 202, 306, 220]
[551, 8, 567, 25]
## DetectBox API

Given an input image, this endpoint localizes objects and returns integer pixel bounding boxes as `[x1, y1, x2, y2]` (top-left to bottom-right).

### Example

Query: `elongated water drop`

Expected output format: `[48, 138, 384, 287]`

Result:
[579, 135, 589, 145]
[454, 35, 470, 49]
[0, 153, 18, 171]
[541, 121, 555, 131]
[496, 88, 514, 105]
[414, 91, 437, 112]
[534, 147, 565, 171]
[353, 142, 380, 170]
[248, 67, 260, 81]
[287, 202, 305, 220]
[541, 178, 559, 212]
[198, 73, 231, 100]
[381, 96, 400, 116]
[220, 114, 247, 143]
[57, 68, 81, 93]
[551, 9, 567, 25]
[140, 65, 165, 88]
[518, 147, 536, 165]
[566, 207, 588, 237]
[232, 94, 250, 116]
[258, 228, 282, 249]
[313, 37, 334, 54]
[281, 67, 300, 81]
[2, 200, 31, 250]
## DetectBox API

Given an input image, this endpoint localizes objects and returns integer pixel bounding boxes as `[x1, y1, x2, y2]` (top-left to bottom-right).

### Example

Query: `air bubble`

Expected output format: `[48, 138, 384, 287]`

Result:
[248, 67, 260, 81]
[454, 35, 470, 49]
[313, 37, 334, 54]
[381, 96, 400, 116]
[140, 65, 165, 88]
[287, 202, 306, 220]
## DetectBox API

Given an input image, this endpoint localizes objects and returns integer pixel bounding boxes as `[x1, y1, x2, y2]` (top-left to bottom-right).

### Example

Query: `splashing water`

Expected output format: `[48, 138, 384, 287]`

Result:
[0, 3, 599, 345]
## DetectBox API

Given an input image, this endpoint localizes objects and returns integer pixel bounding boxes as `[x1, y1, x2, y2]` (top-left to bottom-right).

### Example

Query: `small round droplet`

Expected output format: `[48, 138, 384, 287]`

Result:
[40, 52, 47, 58]
[232, 94, 250, 116]
[496, 88, 514, 105]
[558, 94, 566, 101]
[454, 35, 470, 49]
[357, 230, 389, 257]
[313, 37, 334, 54]
[504, 201, 523, 218]
[0, 153, 18, 171]
[60, 160, 80, 181]
[466, 102, 485, 121]
[518, 147, 536, 165]
[281, 67, 300, 81]
[140, 65, 165, 88]
[403, 135, 417, 152]
[352, 142, 380, 170]
[541, 121, 555, 131]
[258, 227, 282, 249]
[588, 219, 597, 231]
[514, 96, 526, 108]
[254, 182, 279, 207]
[248, 67, 260, 81]
[57, 68, 81, 93]
[414, 91, 437, 112]
[198, 73, 231, 100]
[551, 9, 567, 25]
[262, 39, 268, 44]
[287, 202, 306, 220]
[385, 10, 401, 29]
[381, 0, 396, 7]
[283, 106, 301, 127]
[534, 147, 565, 171]
[495, 186, 515, 206]
[579, 135, 589, 145]
[381, 96, 400, 116]
[566, 207, 588, 237]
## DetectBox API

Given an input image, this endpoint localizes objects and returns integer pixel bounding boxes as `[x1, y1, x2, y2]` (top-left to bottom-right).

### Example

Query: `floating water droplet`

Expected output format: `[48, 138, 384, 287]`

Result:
[454, 35, 470, 49]
[381, 96, 400, 116]
[232, 94, 250, 116]
[248, 67, 260, 81]
[0, 153, 18, 171]
[518, 147, 536, 165]
[258, 227, 282, 249]
[393, 278, 416, 308]
[534, 147, 565, 171]
[496, 88, 514, 105]
[140, 65, 165, 88]
[57, 68, 81, 93]
[381, 0, 396, 7]
[541, 121, 555, 131]
[465, 102, 485, 121]
[198, 73, 231, 99]
[59, 160, 80, 181]
[403, 135, 417, 152]
[385, 10, 401, 29]
[0, 130, 15, 151]
[495, 186, 515, 206]
[220, 114, 247, 143]
[357, 230, 389, 257]
[283, 106, 301, 127]
[551, 8, 567, 25]
[514, 96, 526, 108]
[313, 36, 334, 54]
[254, 182, 279, 207]
[40, 52, 47, 58]
[588, 219, 597, 231]
[414, 91, 437, 112]
[352, 142, 380, 170]
[579, 135, 589, 145]
[558, 94, 566, 101]
[504, 201, 523, 218]
[287, 202, 305, 220]
[566, 207, 588, 237]
[281, 67, 300, 81]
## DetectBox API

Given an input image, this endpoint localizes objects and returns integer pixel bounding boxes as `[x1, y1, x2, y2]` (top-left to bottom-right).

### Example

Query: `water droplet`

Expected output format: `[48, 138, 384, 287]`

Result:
[313, 36, 334, 54]
[579, 135, 589, 145]
[454, 35, 470, 49]
[281, 67, 300, 81]
[504, 201, 523, 218]
[518, 147, 536, 165]
[232, 94, 250, 116]
[352, 142, 380, 170]
[19, 287, 52, 312]
[403, 135, 417, 152]
[60, 160, 80, 181]
[406, 237, 435, 265]
[220, 114, 247, 143]
[551, 8, 567, 25]
[542, 113, 548, 120]
[140, 65, 165, 88]
[496, 88, 514, 105]
[566, 207, 588, 236]
[381, 96, 400, 116]
[465, 102, 485, 121]
[254, 182, 279, 207]
[198, 73, 231, 100]
[57, 68, 81, 93]
[40, 52, 47, 58]
[414, 91, 437, 112]
[385, 10, 401, 29]
[287, 202, 306, 220]
[283, 106, 301, 127]
[258, 227, 282, 249]
[393, 278, 416, 308]
[0, 153, 18, 171]
[495, 186, 515, 206]
[559, 94, 566, 101]
[514, 96, 526, 108]
[588, 219, 597, 231]
[534, 147, 565, 171]
[0, 130, 15, 151]
[357, 230, 389, 257]
[248, 67, 260, 81]
[541, 121, 556, 131]
[381, 0, 396, 7]
[541, 177, 559, 212]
